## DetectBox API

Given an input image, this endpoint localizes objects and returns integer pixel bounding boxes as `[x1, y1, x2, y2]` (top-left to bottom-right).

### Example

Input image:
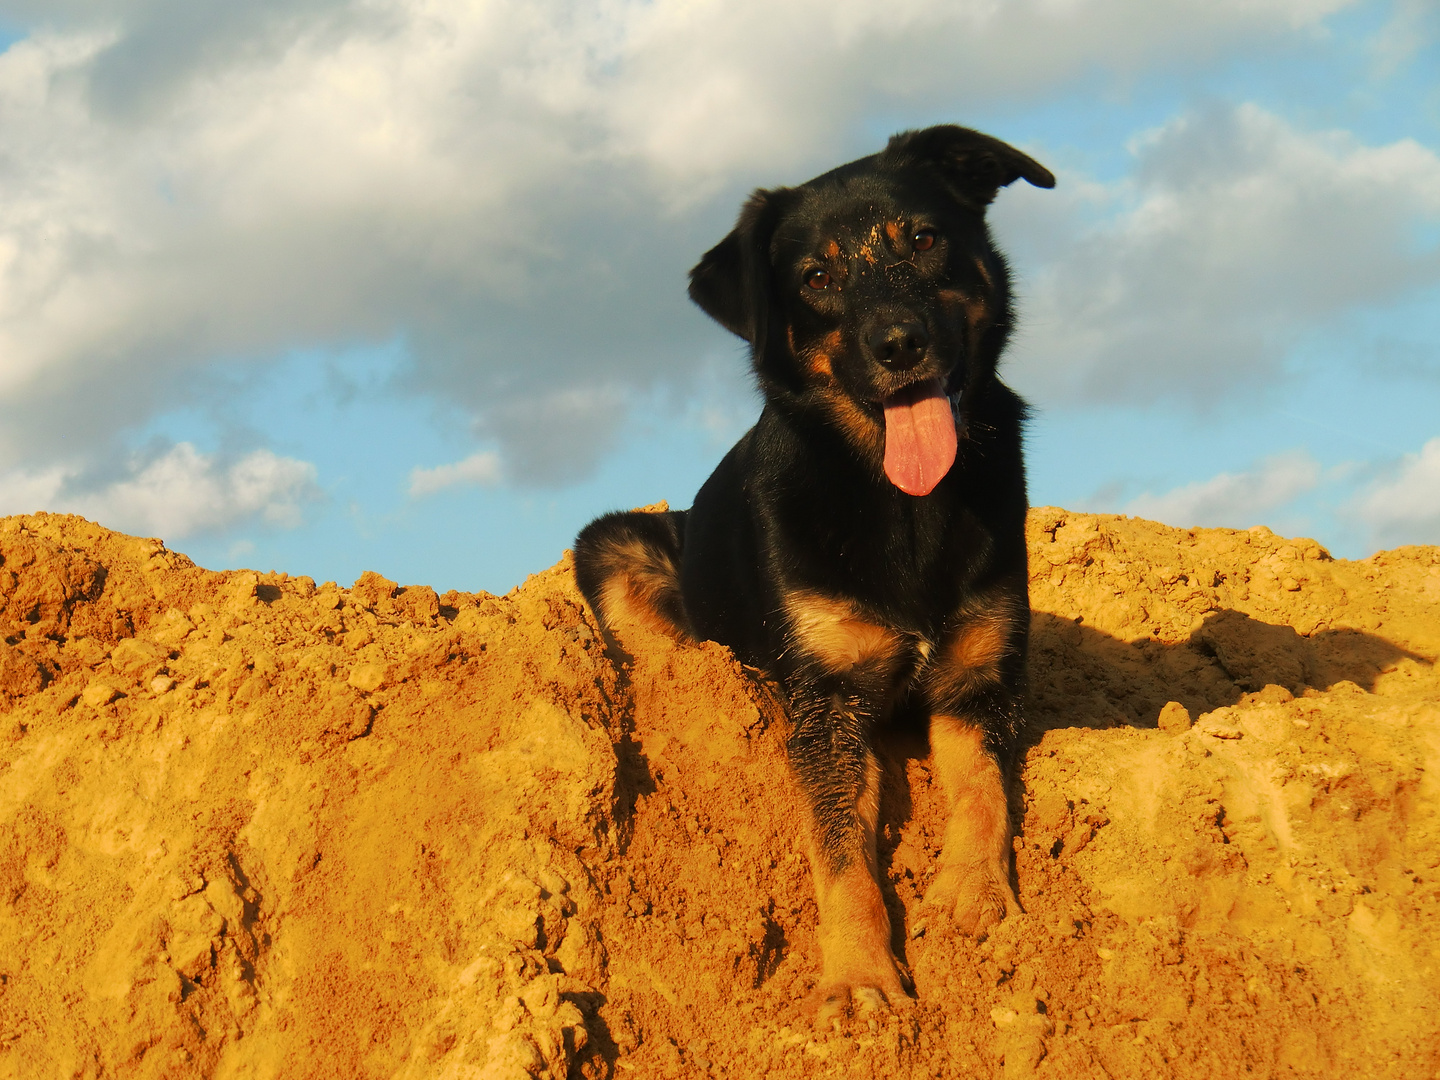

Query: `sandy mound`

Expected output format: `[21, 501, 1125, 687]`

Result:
[0, 509, 1436, 1079]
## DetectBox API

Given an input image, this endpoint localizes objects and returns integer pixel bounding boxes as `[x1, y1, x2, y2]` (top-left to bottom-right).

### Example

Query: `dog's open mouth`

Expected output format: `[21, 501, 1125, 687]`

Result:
[882, 378, 957, 496]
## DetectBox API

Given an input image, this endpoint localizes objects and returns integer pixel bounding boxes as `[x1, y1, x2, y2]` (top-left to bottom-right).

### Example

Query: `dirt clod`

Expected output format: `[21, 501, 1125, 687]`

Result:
[0, 508, 1437, 1078]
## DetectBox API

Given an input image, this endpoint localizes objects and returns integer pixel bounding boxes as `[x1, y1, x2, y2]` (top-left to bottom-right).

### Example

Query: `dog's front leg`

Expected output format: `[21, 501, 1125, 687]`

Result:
[916, 595, 1028, 938]
[785, 673, 906, 1018]
[918, 710, 1020, 937]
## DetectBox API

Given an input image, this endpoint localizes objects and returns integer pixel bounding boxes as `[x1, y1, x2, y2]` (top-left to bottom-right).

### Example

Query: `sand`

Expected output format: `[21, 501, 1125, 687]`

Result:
[0, 508, 1435, 1079]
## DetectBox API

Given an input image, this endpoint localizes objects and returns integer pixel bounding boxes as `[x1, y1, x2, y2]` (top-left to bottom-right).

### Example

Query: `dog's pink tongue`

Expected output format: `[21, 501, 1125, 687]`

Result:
[882, 380, 957, 496]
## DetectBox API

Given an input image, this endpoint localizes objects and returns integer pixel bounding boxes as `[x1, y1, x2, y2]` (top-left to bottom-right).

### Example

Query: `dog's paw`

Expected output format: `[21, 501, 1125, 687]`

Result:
[805, 977, 910, 1030]
[913, 861, 1019, 939]
[804, 944, 910, 1029]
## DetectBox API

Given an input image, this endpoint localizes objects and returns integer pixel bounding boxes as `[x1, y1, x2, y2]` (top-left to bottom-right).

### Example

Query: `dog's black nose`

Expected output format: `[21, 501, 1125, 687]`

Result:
[866, 322, 929, 370]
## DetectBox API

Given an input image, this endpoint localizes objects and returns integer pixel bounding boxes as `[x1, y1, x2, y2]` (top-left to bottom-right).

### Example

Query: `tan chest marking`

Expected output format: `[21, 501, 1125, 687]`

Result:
[945, 612, 1010, 672]
[784, 591, 905, 673]
[925, 596, 1023, 702]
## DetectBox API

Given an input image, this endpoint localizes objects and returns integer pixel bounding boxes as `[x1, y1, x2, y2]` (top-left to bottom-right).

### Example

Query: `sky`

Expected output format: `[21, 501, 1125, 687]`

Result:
[0, 0, 1436, 595]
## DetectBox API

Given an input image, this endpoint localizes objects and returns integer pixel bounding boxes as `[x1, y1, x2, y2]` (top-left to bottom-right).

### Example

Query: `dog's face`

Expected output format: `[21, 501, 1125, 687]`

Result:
[690, 126, 1053, 495]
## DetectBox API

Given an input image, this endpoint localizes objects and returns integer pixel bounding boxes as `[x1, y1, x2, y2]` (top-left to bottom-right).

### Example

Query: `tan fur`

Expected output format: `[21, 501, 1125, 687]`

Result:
[784, 590, 903, 673]
[807, 324, 882, 458]
[808, 753, 905, 1005]
[591, 536, 691, 642]
[938, 285, 994, 358]
[973, 255, 994, 291]
[815, 387, 883, 460]
[948, 612, 1010, 670]
[937, 286, 989, 325]
[920, 717, 1018, 935]
[925, 594, 1021, 703]
[799, 328, 843, 380]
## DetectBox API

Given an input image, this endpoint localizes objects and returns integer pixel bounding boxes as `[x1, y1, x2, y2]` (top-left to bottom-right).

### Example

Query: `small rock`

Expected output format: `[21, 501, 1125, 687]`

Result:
[111, 638, 164, 679]
[343, 627, 374, 651]
[1197, 721, 1243, 740]
[83, 682, 119, 708]
[347, 664, 385, 693]
[538, 869, 570, 897]
[151, 608, 196, 645]
[0, 643, 44, 696]
[1255, 683, 1294, 704]
[226, 572, 260, 610]
[1157, 701, 1192, 734]
[518, 974, 559, 1019]
[990, 1006, 1019, 1028]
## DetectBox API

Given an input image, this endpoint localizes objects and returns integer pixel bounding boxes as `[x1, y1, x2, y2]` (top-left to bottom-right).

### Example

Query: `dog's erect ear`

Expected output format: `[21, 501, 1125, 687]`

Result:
[688, 188, 787, 342]
[882, 125, 1055, 207]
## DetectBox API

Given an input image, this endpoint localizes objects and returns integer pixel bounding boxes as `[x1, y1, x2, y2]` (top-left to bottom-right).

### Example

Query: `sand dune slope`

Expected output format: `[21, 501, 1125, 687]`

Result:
[0, 510, 1435, 1079]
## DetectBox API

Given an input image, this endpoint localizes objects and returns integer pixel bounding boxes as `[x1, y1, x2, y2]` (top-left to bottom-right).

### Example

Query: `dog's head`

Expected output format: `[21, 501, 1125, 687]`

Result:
[689, 125, 1053, 495]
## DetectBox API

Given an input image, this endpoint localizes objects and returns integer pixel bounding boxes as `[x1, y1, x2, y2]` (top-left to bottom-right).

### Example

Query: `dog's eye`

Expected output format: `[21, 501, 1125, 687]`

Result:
[805, 269, 831, 290]
[912, 229, 937, 252]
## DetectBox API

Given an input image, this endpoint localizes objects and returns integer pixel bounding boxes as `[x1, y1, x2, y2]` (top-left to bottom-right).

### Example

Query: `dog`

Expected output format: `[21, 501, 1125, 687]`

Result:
[574, 125, 1053, 1015]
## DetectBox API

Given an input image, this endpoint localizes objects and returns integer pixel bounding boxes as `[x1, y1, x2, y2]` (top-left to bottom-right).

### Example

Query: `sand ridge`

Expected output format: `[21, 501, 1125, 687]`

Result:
[0, 509, 1436, 1078]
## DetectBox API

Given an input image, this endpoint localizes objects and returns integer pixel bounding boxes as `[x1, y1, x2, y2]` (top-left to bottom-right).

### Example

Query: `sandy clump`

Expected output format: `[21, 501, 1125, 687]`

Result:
[0, 509, 1436, 1078]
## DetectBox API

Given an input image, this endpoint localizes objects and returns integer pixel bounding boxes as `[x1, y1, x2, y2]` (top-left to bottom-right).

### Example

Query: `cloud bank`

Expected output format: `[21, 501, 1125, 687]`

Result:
[409, 452, 502, 498]
[1350, 436, 1440, 547]
[1124, 449, 1322, 530]
[998, 104, 1440, 405]
[0, 444, 319, 538]
[0, 0, 1383, 502]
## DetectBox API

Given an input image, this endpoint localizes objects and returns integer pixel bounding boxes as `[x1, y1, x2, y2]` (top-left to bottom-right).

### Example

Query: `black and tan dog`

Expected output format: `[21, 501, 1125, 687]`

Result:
[575, 126, 1053, 1014]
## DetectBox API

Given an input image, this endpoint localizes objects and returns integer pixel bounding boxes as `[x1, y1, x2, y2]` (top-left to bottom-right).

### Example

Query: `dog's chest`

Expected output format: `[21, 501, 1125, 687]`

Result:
[773, 486, 988, 632]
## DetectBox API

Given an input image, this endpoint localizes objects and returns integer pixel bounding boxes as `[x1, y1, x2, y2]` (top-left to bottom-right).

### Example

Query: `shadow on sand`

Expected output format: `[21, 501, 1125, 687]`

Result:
[870, 608, 1429, 964]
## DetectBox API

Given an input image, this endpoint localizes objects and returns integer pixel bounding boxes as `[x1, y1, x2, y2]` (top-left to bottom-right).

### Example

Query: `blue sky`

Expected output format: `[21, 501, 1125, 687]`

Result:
[0, 0, 1436, 595]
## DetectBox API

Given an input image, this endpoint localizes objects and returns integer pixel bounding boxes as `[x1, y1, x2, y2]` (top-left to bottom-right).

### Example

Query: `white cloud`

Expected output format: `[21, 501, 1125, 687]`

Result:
[0, 0, 1369, 487]
[408, 451, 502, 497]
[1349, 436, 1440, 547]
[0, 442, 319, 537]
[1124, 449, 1321, 528]
[0, 462, 69, 513]
[999, 103, 1440, 406]
[1368, 0, 1437, 76]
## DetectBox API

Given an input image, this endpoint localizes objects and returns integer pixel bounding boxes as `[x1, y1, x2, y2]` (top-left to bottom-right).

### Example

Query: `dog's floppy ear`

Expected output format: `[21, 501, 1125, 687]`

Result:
[882, 125, 1055, 207]
[688, 188, 787, 343]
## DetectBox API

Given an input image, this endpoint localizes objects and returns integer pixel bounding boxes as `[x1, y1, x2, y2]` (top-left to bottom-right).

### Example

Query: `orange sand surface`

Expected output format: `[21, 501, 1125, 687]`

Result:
[0, 509, 1436, 1079]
